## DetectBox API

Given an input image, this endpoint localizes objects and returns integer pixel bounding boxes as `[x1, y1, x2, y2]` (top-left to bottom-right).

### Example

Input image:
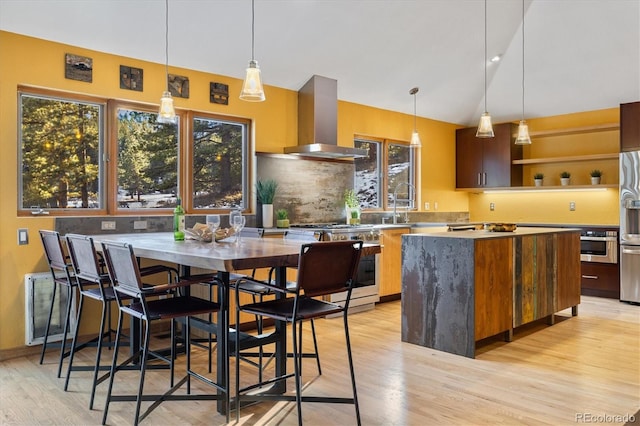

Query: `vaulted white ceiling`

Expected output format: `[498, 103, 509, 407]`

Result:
[1, 0, 638, 126]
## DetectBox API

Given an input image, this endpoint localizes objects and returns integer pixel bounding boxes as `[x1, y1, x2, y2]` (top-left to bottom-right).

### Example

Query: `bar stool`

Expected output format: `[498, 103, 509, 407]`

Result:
[64, 234, 179, 409]
[38, 230, 77, 378]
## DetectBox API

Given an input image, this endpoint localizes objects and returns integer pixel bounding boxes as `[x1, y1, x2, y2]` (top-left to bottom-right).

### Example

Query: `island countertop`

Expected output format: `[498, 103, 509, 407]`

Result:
[407, 226, 580, 239]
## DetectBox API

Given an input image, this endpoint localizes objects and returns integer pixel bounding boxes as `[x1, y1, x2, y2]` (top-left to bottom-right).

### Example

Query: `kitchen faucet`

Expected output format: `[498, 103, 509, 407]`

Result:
[393, 182, 416, 224]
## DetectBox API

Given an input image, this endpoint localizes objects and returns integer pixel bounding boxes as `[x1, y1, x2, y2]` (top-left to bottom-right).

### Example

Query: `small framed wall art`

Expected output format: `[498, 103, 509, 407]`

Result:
[210, 82, 229, 105]
[65, 53, 93, 82]
[168, 74, 189, 98]
[120, 65, 143, 91]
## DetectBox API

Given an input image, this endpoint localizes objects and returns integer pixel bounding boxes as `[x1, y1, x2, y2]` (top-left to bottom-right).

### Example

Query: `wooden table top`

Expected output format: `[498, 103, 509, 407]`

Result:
[91, 232, 380, 272]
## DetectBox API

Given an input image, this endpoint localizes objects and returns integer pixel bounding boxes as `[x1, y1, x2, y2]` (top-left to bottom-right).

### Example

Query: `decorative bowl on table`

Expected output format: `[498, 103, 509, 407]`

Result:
[185, 223, 235, 242]
[484, 223, 517, 232]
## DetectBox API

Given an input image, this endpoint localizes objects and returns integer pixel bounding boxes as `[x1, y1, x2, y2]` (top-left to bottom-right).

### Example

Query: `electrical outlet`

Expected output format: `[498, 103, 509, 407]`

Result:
[134, 220, 147, 230]
[569, 201, 576, 211]
[424, 202, 430, 210]
[434, 202, 438, 210]
[18, 228, 28, 245]
[490, 202, 495, 211]
[101, 221, 116, 230]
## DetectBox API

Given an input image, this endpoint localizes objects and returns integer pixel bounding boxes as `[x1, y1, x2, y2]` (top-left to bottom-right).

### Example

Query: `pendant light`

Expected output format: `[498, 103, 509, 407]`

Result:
[515, 0, 532, 145]
[476, 0, 494, 138]
[409, 87, 422, 147]
[157, 0, 176, 124]
[240, 0, 265, 102]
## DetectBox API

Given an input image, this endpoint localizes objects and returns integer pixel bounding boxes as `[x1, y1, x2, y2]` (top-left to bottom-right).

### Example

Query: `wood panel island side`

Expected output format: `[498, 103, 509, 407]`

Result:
[401, 227, 581, 358]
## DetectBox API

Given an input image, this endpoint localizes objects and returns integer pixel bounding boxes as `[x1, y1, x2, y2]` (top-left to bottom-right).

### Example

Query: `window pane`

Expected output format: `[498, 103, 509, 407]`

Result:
[20, 94, 102, 209]
[387, 143, 414, 207]
[116, 109, 178, 209]
[354, 139, 380, 208]
[192, 117, 246, 209]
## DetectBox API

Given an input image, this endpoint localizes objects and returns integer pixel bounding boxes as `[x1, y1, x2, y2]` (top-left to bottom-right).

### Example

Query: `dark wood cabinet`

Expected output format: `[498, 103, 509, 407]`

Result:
[620, 101, 640, 152]
[456, 122, 522, 189]
[580, 261, 620, 299]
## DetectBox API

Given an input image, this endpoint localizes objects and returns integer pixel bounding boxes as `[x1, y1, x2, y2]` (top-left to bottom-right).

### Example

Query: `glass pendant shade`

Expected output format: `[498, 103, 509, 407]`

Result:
[515, 120, 532, 145]
[410, 131, 421, 147]
[476, 112, 495, 138]
[240, 60, 265, 102]
[158, 91, 177, 124]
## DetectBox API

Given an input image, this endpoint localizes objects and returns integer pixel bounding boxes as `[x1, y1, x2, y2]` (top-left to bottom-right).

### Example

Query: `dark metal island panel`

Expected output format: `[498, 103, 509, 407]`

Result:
[401, 227, 581, 358]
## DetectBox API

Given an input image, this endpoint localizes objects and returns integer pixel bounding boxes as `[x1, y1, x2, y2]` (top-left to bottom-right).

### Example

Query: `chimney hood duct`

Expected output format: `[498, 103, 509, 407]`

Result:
[284, 75, 368, 159]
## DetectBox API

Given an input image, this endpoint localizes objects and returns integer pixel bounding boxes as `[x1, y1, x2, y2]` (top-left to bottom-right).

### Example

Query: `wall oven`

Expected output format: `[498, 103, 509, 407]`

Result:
[580, 230, 618, 264]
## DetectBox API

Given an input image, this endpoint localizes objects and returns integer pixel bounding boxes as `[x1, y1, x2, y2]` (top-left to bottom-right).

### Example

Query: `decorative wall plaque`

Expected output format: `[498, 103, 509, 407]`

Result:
[65, 54, 93, 82]
[120, 65, 143, 91]
[168, 74, 189, 98]
[210, 82, 229, 105]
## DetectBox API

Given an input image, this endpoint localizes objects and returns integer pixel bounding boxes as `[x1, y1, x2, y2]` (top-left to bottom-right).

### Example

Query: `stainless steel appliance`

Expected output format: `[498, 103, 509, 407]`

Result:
[580, 230, 618, 264]
[289, 224, 380, 313]
[619, 150, 640, 303]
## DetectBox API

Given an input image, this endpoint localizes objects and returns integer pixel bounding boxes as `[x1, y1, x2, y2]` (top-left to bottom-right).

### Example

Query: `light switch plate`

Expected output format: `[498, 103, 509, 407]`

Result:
[490, 202, 495, 211]
[18, 228, 29, 245]
[569, 201, 576, 211]
[101, 221, 116, 230]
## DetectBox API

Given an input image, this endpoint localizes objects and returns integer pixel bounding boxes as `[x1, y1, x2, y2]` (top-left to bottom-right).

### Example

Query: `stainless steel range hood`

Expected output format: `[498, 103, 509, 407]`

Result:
[284, 75, 368, 159]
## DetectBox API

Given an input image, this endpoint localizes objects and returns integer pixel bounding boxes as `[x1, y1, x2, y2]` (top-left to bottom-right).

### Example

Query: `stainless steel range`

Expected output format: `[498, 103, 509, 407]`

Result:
[289, 224, 380, 314]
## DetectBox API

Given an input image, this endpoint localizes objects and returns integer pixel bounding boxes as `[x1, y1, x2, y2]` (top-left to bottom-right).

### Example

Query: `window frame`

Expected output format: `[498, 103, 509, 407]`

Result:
[354, 135, 417, 212]
[17, 86, 252, 216]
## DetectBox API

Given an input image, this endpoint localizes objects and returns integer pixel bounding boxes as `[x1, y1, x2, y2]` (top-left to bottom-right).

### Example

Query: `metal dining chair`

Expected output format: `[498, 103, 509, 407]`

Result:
[38, 230, 77, 378]
[100, 240, 228, 426]
[235, 240, 364, 425]
[63, 233, 179, 409]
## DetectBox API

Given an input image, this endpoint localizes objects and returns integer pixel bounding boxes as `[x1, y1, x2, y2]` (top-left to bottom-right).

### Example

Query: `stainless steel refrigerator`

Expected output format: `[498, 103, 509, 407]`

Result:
[620, 150, 640, 303]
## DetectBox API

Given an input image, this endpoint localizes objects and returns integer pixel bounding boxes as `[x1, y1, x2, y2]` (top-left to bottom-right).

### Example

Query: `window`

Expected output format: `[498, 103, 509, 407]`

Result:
[191, 114, 249, 210]
[354, 137, 416, 211]
[115, 107, 179, 210]
[18, 87, 251, 215]
[19, 90, 104, 211]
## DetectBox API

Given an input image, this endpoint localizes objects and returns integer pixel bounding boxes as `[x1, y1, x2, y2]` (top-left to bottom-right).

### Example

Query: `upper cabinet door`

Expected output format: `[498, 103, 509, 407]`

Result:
[621, 101, 640, 152]
[456, 127, 485, 188]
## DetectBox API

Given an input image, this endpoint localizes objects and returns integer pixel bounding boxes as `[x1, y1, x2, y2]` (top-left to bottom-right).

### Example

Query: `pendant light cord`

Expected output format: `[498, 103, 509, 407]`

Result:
[413, 93, 417, 131]
[521, 0, 525, 121]
[165, 0, 169, 92]
[251, 0, 255, 61]
[483, 0, 488, 114]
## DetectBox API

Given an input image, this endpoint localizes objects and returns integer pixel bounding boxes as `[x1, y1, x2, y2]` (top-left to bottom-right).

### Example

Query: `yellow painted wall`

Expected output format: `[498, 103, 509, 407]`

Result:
[0, 31, 461, 353]
[469, 108, 620, 225]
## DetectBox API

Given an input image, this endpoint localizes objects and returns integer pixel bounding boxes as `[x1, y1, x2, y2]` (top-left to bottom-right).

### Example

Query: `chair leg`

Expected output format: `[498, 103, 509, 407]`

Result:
[63, 294, 85, 391]
[343, 312, 361, 426]
[310, 319, 322, 375]
[133, 320, 152, 426]
[39, 280, 58, 365]
[57, 284, 75, 378]
[102, 310, 124, 425]
[292, 319, 303, 426]
[89, 299, 109, 410]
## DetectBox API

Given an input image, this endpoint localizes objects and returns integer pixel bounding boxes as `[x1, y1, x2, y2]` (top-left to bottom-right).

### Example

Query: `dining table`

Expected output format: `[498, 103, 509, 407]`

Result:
[89, 231, 381, 415]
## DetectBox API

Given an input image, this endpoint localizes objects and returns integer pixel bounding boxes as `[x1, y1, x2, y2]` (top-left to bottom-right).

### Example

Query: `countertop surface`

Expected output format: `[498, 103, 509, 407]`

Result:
[406, 226, 581, 240]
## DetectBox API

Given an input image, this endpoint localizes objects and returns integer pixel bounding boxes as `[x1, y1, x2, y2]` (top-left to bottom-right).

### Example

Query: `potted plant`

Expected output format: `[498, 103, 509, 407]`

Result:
[256, 179, 278, 228]
[533, 173, 544, 187]
[344, 189, 360, 225]
[276, 209, 290, 228]
[590, 169, 602, 185]
[560, 171, 571, 186]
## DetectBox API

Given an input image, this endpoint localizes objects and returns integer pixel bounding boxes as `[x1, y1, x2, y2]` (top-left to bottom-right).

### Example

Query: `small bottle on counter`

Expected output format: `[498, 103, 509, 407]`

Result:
[173, 197, 185, 241]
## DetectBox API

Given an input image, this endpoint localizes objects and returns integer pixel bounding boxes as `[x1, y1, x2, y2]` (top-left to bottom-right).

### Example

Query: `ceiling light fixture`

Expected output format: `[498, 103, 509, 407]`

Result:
[490, 55, 501, 62]
[409, 87, 422, 148]
[157, 0, 176, 124]
[515, 0, 532, 145]
[476, 0, 494, 138]
[240, 0, 265, 102]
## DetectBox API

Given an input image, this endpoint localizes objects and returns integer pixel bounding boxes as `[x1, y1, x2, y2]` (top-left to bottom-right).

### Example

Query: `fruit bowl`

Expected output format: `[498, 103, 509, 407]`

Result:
[484, 223, 517, 232]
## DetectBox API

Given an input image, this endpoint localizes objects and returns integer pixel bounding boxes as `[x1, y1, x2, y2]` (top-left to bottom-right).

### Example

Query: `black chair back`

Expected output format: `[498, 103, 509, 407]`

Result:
[66, 234, 103, 285]
[101, 241, 144, 299]
[296, 240, 362, 298]
[40, 230, 69, 272]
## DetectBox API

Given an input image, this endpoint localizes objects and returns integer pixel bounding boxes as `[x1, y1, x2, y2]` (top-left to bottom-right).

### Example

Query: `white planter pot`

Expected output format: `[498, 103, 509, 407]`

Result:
[262, 204, 274, 228]
[534, 179, 543, 187]
[561, 177, 570, 186]
[591, 176, 601, 185]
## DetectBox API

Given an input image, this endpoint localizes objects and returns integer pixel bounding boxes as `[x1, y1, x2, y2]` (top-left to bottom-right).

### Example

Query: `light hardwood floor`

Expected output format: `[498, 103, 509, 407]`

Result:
[1, 296, 638, 425]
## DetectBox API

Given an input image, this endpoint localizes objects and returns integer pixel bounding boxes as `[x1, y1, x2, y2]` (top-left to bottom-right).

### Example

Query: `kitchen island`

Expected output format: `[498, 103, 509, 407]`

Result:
[401, 227, 581, 358]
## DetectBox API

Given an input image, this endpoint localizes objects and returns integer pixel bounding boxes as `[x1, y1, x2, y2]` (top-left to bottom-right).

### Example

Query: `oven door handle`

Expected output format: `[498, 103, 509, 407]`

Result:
[622, 246, 640, 255]
[580, 236, 617, 242]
